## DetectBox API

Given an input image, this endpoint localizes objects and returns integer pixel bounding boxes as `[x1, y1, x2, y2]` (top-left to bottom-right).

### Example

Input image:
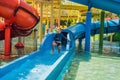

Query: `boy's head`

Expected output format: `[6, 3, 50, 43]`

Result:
[56, 27, 61, 33]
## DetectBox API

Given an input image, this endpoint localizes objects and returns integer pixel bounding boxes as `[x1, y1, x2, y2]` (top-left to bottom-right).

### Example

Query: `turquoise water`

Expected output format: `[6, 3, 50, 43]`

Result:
[64, 52, 120, 80]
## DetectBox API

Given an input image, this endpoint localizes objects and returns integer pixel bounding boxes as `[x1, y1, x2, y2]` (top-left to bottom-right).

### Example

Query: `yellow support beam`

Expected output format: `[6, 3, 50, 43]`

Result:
[54, 4, 88, 10]
[34, 0, 52, 4]
[46, 4, 50, 31]
[39, 2, 43, 43]
[25, 0, 33, 6]
[41, 16, 86, 20]
[50, 0, 54, 32]
[110, 33, 113, 43]
[77, 10, 81, 22]
[58, 0, 61, 28]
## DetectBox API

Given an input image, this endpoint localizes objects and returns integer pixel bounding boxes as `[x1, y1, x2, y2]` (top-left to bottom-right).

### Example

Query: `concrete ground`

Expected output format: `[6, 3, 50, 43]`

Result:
[64, 52, 120, 80]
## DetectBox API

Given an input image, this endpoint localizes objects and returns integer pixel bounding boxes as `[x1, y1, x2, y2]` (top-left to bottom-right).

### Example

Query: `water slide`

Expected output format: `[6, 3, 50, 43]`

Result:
[1, 0, 120, 80]
[0, 19, 120, 80]
[63, 20, 120, 39]
[0, 0, 39, 39]
[70, 0, 120, 15]
[0, 0, 39, 56]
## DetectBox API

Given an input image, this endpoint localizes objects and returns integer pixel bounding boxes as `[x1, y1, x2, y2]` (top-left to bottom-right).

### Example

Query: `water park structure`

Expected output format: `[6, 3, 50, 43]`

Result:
[0, 0, 39, 59]
[0, 0, 120, 80]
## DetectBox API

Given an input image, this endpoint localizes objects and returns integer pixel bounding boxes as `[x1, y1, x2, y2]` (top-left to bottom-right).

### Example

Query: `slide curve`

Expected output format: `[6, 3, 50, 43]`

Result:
[62, 19, 120, 40]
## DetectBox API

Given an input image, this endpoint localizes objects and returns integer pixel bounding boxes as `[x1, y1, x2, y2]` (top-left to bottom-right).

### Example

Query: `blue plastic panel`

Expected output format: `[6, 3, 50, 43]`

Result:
[70, 0, 120, 14]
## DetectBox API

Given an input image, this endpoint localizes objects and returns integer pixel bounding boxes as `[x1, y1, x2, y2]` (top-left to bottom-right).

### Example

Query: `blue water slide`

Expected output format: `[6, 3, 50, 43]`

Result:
[0, 32, 75, 80]
[62, 19, 120, 40]
[70, 0, 120, 15]
[0, 19, 120, 80]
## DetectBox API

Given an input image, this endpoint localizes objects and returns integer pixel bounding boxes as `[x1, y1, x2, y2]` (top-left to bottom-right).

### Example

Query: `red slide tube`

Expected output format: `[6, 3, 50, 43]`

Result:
[0, 0, 39, 30]
[0, 0, 39, 58]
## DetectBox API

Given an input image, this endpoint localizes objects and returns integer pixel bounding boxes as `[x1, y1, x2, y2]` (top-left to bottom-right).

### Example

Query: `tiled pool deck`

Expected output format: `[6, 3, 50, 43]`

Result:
[64, 53, 120, 80]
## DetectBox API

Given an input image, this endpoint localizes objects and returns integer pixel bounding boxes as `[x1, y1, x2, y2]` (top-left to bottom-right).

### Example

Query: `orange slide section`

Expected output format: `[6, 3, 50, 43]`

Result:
[0, 0, 39, 58]
[0, 0, 39, 30]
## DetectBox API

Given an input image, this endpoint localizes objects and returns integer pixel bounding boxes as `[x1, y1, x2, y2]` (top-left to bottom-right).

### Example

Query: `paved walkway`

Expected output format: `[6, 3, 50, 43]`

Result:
[64, 53, 120, 80]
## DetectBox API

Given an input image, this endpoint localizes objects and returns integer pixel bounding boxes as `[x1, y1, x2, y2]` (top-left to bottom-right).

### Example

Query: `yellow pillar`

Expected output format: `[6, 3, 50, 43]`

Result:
[50, 0, 54, 32]
[77, 10, 81, 22]
[110, 33, 113, 42]
[32, 0, 36, 8]
[66, 10, 71, 27]
[46, 4, 49, 33]
[92, 36, 95, 51]
[58, 0, 61, 28]
[39, 2, 43, 43]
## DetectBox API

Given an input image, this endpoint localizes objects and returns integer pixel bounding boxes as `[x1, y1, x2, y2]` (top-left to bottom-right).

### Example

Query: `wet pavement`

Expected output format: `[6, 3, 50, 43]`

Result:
[64, 52, 120, 80]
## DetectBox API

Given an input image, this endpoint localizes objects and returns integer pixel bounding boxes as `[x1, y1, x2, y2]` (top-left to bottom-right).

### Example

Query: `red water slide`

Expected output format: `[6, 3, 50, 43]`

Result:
[0, 0, 39, 58]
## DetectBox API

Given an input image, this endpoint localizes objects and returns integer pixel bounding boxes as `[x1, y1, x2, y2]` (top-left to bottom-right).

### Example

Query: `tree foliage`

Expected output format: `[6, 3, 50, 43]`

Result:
[113, 32, 120, 41]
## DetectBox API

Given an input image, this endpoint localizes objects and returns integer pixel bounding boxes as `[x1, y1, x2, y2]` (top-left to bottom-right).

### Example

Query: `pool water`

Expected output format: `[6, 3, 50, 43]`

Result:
[64, 52, 120, 80]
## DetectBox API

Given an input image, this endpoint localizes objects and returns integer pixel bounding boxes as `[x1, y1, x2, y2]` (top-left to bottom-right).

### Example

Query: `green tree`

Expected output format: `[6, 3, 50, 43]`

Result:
[113, 33, 120, 41]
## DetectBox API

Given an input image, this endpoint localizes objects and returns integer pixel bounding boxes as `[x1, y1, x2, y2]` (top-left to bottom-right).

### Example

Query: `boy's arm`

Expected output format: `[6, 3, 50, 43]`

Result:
[61, 33, 70, 41]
